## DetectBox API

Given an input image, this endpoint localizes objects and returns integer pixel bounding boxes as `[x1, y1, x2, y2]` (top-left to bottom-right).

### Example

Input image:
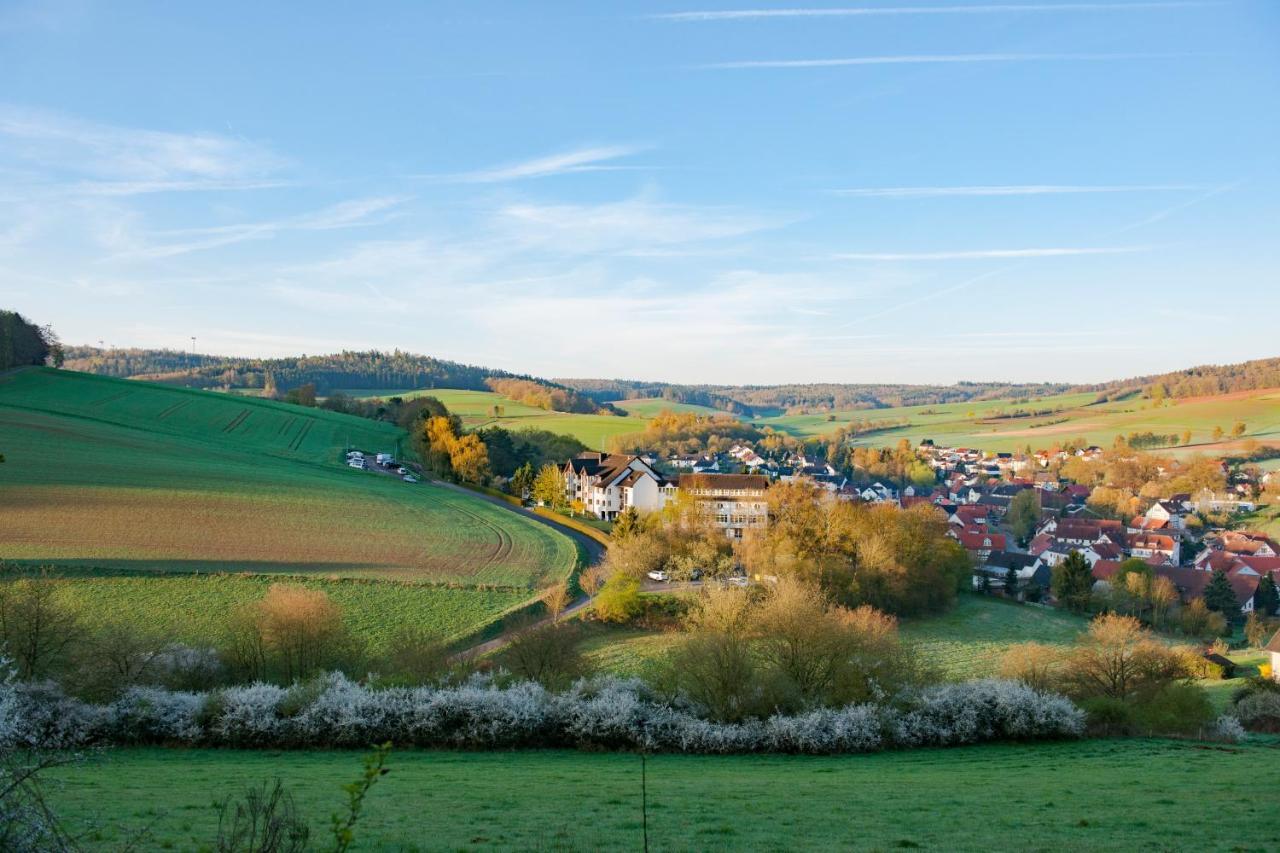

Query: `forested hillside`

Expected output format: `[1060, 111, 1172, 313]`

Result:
[63, 347, 518, 394]
[1, 310, 62, 370]
[1103, 357, 1280, 400]
[561, 377, 1080, 416]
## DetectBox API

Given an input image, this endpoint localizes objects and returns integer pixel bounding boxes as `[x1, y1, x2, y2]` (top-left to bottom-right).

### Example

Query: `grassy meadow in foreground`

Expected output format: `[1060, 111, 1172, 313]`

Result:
[0, 368, 576, 587]
[49, 739, 1280, 851]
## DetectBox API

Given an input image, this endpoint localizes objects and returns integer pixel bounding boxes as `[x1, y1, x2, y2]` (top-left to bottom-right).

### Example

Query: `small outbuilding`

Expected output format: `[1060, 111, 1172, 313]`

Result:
[1265, 629, 1280, 682]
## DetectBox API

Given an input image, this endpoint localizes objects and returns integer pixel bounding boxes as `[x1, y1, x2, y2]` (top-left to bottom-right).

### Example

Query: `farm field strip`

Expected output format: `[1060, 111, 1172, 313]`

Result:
[0, 369, 577, 586]
[335, 383, 1280, 454]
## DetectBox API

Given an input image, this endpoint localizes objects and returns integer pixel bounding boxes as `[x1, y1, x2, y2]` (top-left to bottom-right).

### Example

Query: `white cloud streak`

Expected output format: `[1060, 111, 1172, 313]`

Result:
[702, 52, 1187, 69]
[108, 196, 408, 260]
[832, 246, 1148, 261]
[433, 145, 644, 183]
[655, 3, 1208, 21]
[832, 184, 1202, 198]
[0, 105, 286, 187]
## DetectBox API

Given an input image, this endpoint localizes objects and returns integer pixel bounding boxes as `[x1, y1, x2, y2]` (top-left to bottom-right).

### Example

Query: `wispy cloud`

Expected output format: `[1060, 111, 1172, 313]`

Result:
[494, 196, 787, 255]
[431, 145, 645, 183]
[0, 105, 286, 190]
[107, 196, 407, 260]
[655, 3, 1208, 22]
[832, 246, 1149, 261]
[701, 52, 1187, 69]
[832, 184, 1202, 198]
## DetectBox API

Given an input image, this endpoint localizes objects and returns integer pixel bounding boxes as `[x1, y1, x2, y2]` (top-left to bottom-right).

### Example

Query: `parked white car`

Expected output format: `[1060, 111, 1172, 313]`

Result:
[726, 575, 749, 588]
[348, 460, 366, 470]
[397, 467, 409, 475]
[646, 570, 669, 582]
[402, 475, 418, 484]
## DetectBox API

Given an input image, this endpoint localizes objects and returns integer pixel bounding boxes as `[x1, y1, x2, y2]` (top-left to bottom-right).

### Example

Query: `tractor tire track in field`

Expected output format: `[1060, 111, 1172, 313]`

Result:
[88, 389, 134, 407]
[287, 418, 314, 452]
[276, 415, 296, 437]
[411, 491, 509, 579]
[156, 399, 192, 420]
[222, 409, 251, 434]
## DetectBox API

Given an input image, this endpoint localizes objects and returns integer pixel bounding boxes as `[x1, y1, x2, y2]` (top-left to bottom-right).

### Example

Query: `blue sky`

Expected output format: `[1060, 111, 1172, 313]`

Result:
[2, 1, 1277, 384]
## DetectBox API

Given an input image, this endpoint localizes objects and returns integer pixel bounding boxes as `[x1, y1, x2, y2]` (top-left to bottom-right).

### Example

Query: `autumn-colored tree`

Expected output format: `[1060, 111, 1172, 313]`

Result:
[234, 584, 352, 682]
[592, 573, 643, 623]
[1244, 611, 1268, 649]
[1211, 425, 1224, 442]
[1178, 597, 1228, 639]
[1231, 421, 1247, 438]
[447, 432, 490, 483]
[1180, 429, 1192, 446]
[1059, 614, 1190, 701]
[540, 582, 571, 622]
[998, 643, 1064, 692]
[531, 464, 567, 509]
[1148, 575, 1178, 627]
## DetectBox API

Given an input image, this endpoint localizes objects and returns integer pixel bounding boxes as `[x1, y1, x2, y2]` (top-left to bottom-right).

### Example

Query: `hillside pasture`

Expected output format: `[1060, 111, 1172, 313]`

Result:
[0, 369, 577, 586]
[754, 388, 1280, 453]
[32, 569, 531, 651]
[49, 740, 1280, 851]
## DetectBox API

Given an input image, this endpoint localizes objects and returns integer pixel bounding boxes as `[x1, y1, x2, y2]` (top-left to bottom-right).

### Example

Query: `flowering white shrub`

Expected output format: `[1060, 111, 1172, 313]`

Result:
[764, 705, 885, 754]
[1209, 714, 1246, 743]
[8, 682, 103, 749]
[211, 683, 287, 746]
[1232, 691, 1280, 733]
[108, 687, 203, 744]
[0, 673, 1085, 754]
[893, 680, 1085, 747]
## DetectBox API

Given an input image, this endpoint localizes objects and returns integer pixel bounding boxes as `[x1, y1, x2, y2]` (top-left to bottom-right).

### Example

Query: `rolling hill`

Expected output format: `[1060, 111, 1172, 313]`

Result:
[0, 368, 576, 587]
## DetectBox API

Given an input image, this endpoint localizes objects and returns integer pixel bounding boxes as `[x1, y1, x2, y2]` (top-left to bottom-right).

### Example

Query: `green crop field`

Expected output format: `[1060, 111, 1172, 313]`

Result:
[610, 397, 724, 418]
[329, 386, 650, 450]
[37, 569, 531, 650]
[0, 368, 576, 588]
[754, 388, 1280, 453]
[899, 595, 1090, 679]
[333, 383, 1280, 455]
[48, 739, 1280, 851]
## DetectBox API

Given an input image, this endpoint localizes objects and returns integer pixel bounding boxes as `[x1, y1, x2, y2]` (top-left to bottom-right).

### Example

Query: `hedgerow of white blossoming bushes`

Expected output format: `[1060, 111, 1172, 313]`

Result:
[1, 674, 1086, 754]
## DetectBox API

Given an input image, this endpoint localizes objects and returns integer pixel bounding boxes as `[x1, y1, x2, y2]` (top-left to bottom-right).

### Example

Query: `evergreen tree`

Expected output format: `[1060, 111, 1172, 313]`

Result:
[510, 462, 536, 500]
[1004, 564, 1020, 599]
[1051, 551, 1095, 612]
[1202, 568, 1238, 617]
[1253, 572, 1278, 617]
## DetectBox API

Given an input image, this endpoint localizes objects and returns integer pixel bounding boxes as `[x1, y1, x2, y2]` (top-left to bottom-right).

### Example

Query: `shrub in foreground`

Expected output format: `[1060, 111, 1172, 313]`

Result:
[1, 674, 1084, 755]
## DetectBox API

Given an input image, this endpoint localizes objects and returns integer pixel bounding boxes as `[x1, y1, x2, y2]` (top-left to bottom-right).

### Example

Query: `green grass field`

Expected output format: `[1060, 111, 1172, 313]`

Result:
[609, 397, 724, 418]
[338, 383, 1280, 455]
[753, 388, 1280, 453]
[899, 595, 1090, 679]
[28, 568, 530, 650]
[361, 387, 649, 450]
[0, 368, 576, 588]
[48, 739, 1280, 851]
